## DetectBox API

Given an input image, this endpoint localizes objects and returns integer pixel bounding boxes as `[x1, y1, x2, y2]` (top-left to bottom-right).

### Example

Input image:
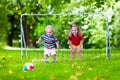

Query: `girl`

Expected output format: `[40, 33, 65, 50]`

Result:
[68, 24, 83, 61]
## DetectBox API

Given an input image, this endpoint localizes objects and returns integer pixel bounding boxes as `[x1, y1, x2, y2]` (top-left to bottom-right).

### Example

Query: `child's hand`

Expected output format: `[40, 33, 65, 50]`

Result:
[56, 43, 59, 49]
[56, 45, 59, 49]
[36, 40, 39, 44]
[69, 45, 74, 49]
[78, 45, 81, 48]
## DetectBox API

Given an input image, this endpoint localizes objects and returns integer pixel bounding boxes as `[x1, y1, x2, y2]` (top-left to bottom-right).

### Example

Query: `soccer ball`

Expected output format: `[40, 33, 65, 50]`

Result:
[23, 63, 34, 71]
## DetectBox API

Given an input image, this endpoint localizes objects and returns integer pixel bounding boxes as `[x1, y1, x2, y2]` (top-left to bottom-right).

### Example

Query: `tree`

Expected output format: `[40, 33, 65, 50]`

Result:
[112, 1, 120, 47]
[0, 0, 11, 46]
[1, 0, 120, 48]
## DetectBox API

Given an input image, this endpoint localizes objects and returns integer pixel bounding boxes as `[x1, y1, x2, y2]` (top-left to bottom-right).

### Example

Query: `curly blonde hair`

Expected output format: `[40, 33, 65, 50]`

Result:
[45, 25, 55, 33]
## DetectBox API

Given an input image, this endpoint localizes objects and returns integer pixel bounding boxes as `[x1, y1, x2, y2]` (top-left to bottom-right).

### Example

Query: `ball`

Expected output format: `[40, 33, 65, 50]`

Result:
[23, 63, 34, 71]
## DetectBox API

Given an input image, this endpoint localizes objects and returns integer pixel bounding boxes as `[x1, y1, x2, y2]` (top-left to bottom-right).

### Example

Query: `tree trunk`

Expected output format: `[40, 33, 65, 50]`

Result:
[7, 15, 14, 46]
[7, 29, 13, 46]
[23, 17, 33, 48]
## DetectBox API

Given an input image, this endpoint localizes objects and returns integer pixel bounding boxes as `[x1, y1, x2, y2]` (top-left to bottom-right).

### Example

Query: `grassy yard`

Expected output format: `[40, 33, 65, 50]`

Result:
[0, 48, 120, 80]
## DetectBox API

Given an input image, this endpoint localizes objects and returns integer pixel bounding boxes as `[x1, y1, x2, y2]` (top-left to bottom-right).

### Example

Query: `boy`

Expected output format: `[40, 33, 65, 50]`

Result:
[36, 25, 59, 63]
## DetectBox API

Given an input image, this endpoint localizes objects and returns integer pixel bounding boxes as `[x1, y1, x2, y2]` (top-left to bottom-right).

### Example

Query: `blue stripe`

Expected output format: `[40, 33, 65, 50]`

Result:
[40, 34, 59, 48]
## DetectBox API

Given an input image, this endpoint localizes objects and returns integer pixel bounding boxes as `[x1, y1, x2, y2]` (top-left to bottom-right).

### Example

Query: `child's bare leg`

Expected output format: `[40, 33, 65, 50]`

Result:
[77, 48, 82, 60]
[44, 54, 48, 62]
[70, 48, 75, 61]
[52, 54, 56, 62]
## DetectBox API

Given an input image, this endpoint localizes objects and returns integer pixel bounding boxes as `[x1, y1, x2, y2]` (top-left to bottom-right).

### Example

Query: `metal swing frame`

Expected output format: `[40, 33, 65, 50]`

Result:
[20, 12, 112, 59]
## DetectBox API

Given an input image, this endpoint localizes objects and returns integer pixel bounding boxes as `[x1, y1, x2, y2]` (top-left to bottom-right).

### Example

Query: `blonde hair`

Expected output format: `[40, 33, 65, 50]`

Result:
[69, 24, 82, 37]
[45, 25, 55, 32]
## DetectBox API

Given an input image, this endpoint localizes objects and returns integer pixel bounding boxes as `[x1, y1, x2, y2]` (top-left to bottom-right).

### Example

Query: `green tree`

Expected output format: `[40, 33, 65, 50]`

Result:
[1, 0, 120, 49]
[0, 0, 11, 46]
[112, 1, 120, 48]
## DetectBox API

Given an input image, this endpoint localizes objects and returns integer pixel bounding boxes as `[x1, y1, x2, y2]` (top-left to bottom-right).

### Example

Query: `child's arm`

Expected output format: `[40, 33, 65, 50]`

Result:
[36, 39, 41, 44]
[36, 35, 44, 44]
[56, 43, 59, 49]
[68, 35, 73, 48]
[68, 40, 73, 48]
[79, 40, 83, 48]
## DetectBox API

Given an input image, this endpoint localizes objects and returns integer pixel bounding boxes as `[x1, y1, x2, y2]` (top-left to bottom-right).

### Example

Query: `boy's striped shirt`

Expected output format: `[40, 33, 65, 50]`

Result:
[40, 34, 59, 49]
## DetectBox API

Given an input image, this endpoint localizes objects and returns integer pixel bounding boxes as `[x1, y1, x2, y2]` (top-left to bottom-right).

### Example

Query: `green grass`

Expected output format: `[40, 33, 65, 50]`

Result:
[0, 48, 120, 80]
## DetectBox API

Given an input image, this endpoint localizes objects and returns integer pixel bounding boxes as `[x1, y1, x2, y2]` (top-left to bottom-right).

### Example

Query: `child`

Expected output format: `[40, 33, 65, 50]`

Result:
[36, 25, 59, 63]
[68, 24, 83, 61]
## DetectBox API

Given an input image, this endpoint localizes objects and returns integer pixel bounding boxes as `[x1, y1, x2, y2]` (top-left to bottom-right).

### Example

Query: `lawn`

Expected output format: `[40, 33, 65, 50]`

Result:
[0, 48, 120, 80]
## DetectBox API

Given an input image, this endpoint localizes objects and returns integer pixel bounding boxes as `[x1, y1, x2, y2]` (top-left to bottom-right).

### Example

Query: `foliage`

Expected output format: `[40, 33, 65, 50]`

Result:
[0, 0, 11, 42]
[111, 1, 120, 47]
[0, 0, 120, 48]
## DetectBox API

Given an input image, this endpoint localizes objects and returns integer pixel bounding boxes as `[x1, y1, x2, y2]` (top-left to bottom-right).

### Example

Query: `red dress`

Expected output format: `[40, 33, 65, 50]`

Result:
[68, 35, 83, 46]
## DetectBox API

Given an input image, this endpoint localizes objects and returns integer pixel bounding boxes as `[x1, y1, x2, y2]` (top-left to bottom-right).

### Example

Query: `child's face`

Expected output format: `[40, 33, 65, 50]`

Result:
[46, 29, 53, 37]
[71, 27, 78, 36]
